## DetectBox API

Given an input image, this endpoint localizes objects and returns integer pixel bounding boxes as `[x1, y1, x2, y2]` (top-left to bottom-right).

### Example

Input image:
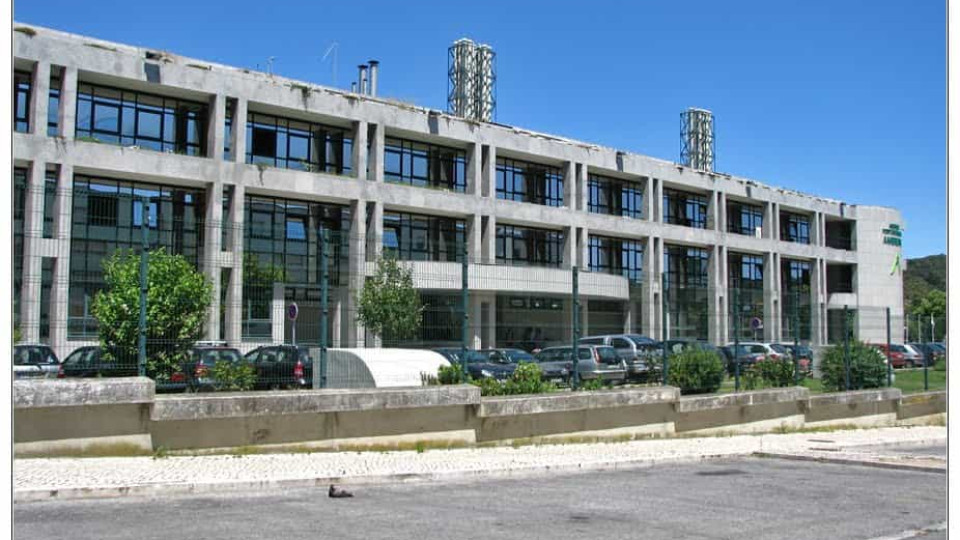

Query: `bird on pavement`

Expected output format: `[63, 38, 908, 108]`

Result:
[329, 485, 353, 498]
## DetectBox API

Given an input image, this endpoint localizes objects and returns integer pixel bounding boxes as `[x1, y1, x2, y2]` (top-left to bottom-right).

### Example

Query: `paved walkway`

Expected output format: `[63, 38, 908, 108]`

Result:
[14, 426, 946, 502]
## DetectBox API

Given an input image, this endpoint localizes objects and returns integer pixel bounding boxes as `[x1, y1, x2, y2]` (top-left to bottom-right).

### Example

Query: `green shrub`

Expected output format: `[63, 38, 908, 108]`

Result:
[473, 376, 504, 396]
[743, 356, 802, 390]
[666, 349, 724, 395]
[503, 362, 555, 395]
[209, 360, 256, 391]
[579, 377, 607, 391]
[820, 342, 886, 392]
[437, 363, 467, 385]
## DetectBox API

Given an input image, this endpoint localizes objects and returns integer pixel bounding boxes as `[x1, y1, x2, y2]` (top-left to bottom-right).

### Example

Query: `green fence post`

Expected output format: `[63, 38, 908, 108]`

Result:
[460, 244, 469, 384]
[138, 196, 148, 378]
[571, 266, 580, 390]
[661, 273, 669, 387]
[317, 225, 328, 389]
[733, 286, 740, 392]
[843, 305, 850, 391]
[886, 307, 892, 388]
[924, 315, 930, 391]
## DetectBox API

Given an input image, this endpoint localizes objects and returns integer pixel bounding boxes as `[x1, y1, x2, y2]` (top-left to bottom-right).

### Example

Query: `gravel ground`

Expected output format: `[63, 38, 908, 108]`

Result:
[14, 426, 945, 500]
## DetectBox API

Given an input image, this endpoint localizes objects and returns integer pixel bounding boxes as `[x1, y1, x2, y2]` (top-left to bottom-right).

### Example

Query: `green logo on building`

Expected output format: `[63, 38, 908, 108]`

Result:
[882, 223, 902, 247]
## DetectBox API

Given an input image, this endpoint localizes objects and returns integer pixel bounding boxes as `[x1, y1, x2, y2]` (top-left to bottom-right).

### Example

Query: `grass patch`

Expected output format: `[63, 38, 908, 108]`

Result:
[16, 442, 152, 459]
[892, 368, 946, 394]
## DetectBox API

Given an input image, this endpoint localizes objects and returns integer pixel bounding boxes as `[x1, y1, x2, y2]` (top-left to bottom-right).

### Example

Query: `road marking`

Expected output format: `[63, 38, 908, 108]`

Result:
[861, 521, 946, 540]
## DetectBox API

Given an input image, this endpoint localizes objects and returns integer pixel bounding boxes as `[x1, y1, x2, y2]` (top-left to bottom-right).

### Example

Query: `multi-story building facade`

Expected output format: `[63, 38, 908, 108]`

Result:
[12, 24, 904, 358]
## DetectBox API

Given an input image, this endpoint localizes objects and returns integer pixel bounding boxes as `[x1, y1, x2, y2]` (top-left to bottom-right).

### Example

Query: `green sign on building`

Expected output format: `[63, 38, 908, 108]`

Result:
[882, 223, 902, 247]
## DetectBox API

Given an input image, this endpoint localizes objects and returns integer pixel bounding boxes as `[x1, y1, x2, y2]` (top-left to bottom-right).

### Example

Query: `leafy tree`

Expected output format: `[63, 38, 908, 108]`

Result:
[913, 289, 946, 318]
[820, 341, 886, 392]
[91, 248, 212, 381]
[356, 255, 423, 343]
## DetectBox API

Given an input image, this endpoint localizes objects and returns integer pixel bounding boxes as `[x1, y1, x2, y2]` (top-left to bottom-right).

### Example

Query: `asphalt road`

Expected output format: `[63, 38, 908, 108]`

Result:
[15, 455, 945, 540]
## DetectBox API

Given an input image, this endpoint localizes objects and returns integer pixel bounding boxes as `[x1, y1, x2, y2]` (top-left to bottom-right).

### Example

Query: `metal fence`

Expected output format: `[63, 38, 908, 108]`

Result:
[13, 212, 945, 393]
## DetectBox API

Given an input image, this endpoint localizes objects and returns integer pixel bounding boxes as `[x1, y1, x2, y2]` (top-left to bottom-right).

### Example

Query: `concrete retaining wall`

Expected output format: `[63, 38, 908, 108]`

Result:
[12, 380, 947, 455]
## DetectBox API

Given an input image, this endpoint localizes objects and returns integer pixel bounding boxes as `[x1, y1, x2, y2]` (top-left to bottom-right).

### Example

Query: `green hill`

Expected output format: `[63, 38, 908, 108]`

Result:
[904, 254, 945, 313]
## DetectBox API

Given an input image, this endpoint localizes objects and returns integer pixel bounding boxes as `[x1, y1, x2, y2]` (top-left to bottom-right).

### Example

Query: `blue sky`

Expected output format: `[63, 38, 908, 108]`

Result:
[14, 0, 945, 258]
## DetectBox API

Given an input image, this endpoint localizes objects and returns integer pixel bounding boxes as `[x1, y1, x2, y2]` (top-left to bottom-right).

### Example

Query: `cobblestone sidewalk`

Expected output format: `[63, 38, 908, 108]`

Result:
[14, 426, 946, 502]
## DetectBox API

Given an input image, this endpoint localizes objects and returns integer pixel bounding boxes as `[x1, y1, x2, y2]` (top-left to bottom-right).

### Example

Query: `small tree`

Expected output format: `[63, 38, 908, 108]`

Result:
[92, 248, 212, 381]
[820, 341, 886, 392]
[357, 255, 423, 344]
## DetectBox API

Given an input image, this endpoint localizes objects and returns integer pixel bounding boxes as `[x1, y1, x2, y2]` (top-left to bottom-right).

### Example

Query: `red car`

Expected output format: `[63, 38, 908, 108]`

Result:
[869, 344, 914, 368]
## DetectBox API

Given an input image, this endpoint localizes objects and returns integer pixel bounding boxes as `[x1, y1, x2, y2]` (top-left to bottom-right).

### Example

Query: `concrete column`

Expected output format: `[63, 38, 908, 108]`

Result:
[810, 257, 823, 345]
[331, 297, 343, 347]
[232, 98, 248, 163]
[207, 93, 226, 160]
[31, 61, 50, 137]
[762, 251, 777, 342]
[577, 164, 588, 212]
[271, 283, 285, 343]
[717, 192, 726, 232]
[563, 161, 575, 210]
[578, 227, 590, 269]
[468, 294, 483, 348]
[763, 202, 774, 240]
[481, 144, 496, 198]
[365, 201, 384, 261]
[481, 215, 496, 263]
[345, 199, 367, 346]
[644, 177, 655, 221]
[48, 164, 73, 354]
[482, 294, 496, 348]
[20, 162, 46, 342]
[719, 245, 729, 342]
[562, 226, 576, 269]
[352, 120, 368, 180]
[368, 123, 384, 181]
[57, 66, 77, 138]
[653, 178, 663, 222]
[203, 181, 224, 340]
[707, 189, 719, 231]
[224, 183, 245, 344]
[467, 214, 482, 262]
[466, 142, 481, 196]
[708, 244, 724, 345]
[641, 236, 657, 338]
[772, 204, 781, 242]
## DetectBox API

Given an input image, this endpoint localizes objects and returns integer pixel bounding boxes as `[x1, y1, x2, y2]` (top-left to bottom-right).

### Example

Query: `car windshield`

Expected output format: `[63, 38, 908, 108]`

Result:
[770, 344, 789, 354]
[14, 346, 57, 365]
[626, 334, 655, 345]
[890, 345, 908, 353]
[197, 349, 242, 365]
[503, 350, 535, 363]
[596, 347, 619, 362]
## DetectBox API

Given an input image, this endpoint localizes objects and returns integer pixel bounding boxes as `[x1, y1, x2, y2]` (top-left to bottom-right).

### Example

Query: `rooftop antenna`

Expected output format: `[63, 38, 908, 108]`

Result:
[267, 56, 276, 75]
[321, 42, 339, 87]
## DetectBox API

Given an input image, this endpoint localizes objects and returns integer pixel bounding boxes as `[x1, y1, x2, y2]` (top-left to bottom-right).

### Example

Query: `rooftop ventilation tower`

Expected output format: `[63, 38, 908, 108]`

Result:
[680, 108, 715, 172]
[448, 38, 496, 122]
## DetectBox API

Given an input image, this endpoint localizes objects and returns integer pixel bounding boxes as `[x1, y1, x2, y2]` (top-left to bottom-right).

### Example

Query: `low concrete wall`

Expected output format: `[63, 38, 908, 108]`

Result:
[898, 391, 947, 423]
[150, 385, 480, 450]
[12, 379, 947, 455]
[674, 388, 809, 435]
[478, 387, 678, 442]
[804, 389, 901, 429]
[14, 378, 155, 456]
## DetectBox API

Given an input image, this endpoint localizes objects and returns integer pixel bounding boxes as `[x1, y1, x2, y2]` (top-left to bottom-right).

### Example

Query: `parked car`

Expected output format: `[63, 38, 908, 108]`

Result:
[535, 345, 625, 384]
[60, 346, 137, 378]
[580, 334, 657, 381]
[775, 343, 813, 374]
[662, 340, 725, 362]
[243, 344, 313, 389]
[455, 350, 519, 380]
[13, 344, 59, 379]
[721, 343, 770, 375]
[870, 343, 921, 369]
[183, 342, 246, 391]
[906, 343, 944, 366]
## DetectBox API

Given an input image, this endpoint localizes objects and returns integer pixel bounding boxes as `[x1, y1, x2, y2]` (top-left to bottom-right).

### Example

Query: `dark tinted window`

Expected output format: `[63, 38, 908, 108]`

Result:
[596, 347, 619, 362]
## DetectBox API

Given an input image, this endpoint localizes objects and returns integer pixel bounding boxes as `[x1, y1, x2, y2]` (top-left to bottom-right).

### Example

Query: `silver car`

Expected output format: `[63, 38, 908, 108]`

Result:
[14, 344, 60, 379]
[535, 345, 626, 383]
[580, 334, 657, 380]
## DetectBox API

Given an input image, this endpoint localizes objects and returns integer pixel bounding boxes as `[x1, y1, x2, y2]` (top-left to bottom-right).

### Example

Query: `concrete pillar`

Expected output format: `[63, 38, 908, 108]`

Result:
[641, 236, 657, 338]
[772, 204, 781, 242]
[482, 294, 496, 348]
[232, 98, 248, 163]
[563, 161, 575, 210]
[763, 251, 777, 342]
[481, 215, 496, 263]
[763, 202, 774, 240]
[345, 199, 367, 346]
[719, 245, 729, 342]
[481, 144, 496, 198]
[708, 189, 719, 231]
[57, 66, 77, 138]
[352, 120, 368, 180]
[368, 123, 384, 181]
[20, 162, 46, 342]
[30, 61, 50, 137]
[653, 178, 663, 222]
[224, 183, 245, 344]
[467, 142, 481, 196]
[467, 214, 482, 262]
[203, 181, 224, 340]
[717, 192, 726, 232]
[577, 164, 588, 213]
[708, 244, 724, 345]
[578, 227, 590, 269]
[365, 201, 383, 260]
[644, 177, 655, 221]
[810, 257, 823, 345]
[48, 164, 73, 354]
[468, 294, 483, 348]
[562, 226, 576, 269]
[207, 93, 226, 160]
[271, 282, 285, 343]
[331, 297, 343, 347]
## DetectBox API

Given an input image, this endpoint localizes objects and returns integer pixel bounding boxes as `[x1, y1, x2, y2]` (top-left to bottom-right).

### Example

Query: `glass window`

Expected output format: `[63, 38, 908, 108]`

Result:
[588, 235, 643, 283]
[663, 188, 707, 229]
[245, 112, 353, 175]
[663, 244, 709, 340]
[383, 137, 467, 192]
[727, 201, 763, 236]
[728, 252, 764, 340]
[382, 211, 465, 262]
[587, 174, 644, 219]
[75, 82, 208, 156]
[495, 224, 564, 268]
[47, 69, 61, 136]
[780, 212, 811, 244]
[14, 70, 31, 133]
[781, 258, 812, 340]
[496, 158, 563, 207]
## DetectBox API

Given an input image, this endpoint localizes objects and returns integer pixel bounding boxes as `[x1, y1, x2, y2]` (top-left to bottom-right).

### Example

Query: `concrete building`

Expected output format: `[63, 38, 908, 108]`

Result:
[12, 24, 904, 359]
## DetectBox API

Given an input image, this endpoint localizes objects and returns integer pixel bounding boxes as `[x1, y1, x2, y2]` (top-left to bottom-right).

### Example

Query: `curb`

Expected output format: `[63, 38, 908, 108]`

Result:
[15, 451, 746, 503]
[753, 451, 946, 474]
